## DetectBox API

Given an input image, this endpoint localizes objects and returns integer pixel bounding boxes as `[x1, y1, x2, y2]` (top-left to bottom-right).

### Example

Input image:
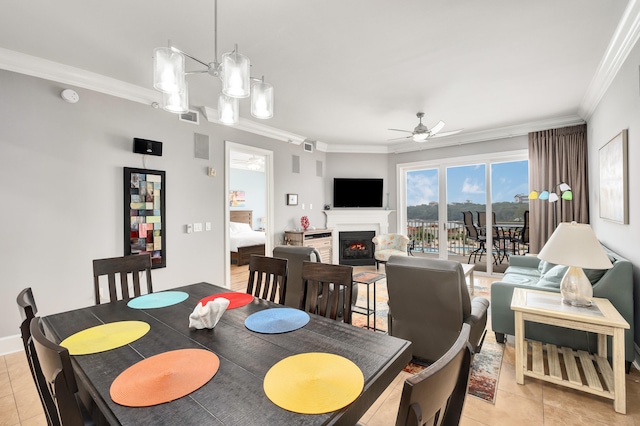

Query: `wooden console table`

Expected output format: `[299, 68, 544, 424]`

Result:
[284, 229, 333, 263]
[511, 288, 629, 414]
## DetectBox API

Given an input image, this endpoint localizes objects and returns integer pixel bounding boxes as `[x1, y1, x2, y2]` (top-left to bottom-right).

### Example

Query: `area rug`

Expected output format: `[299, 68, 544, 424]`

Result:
[352, 282, 503, 404]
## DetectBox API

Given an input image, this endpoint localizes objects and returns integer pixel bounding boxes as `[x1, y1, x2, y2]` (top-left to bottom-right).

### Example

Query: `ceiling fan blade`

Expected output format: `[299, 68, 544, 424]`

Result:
[387, 135, 412, 141]
[387, 128, 413, 133]
[429, 120, 446, 135]
[430, 129, 463, 138]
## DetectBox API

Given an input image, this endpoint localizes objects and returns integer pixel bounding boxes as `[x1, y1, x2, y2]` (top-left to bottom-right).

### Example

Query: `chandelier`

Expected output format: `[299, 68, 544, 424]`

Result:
[152, 0, 274, 124]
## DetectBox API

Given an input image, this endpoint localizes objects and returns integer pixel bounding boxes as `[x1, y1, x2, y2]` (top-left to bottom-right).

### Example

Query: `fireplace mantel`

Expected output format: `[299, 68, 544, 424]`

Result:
[324, 210, 394, 264]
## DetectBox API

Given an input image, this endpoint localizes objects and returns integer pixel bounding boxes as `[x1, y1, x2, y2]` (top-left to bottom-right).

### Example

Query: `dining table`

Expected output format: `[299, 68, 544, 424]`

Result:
[42, 282, 412, 426]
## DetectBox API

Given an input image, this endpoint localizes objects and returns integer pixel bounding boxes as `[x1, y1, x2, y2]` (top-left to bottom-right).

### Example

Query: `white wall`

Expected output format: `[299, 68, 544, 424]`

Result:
[587, 37, 640, 351]
[0, 70, 328, 351]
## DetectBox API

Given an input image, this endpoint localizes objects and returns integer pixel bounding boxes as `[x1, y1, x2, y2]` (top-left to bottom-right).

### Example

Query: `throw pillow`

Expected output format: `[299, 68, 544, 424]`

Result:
[538, 260, 558, 276]
[536, 264, 569, 289]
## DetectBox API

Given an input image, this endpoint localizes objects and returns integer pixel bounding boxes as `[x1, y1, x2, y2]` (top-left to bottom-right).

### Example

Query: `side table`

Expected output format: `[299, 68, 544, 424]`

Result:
[352, 271, 386, 332]
[511, 288, 629, 414]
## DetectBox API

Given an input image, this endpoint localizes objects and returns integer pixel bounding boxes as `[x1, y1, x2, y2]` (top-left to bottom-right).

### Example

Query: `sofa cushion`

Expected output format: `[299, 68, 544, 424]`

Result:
[500, 273, 539, 286]
[504, 266, 541, 278]
[584, 268, 608, 285]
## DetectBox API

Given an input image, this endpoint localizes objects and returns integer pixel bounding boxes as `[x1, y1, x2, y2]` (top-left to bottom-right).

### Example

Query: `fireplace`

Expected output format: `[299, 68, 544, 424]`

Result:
[339, 231, 376, 266]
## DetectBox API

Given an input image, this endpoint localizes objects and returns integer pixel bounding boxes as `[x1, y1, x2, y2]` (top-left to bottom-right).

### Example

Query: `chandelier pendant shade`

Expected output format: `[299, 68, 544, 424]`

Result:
[152, 0, 273, 124]
[153, 47, 186, 94]
[162, 82, 189, 114]
[251, 77, 274, 119]
[218, 94, 239, 125]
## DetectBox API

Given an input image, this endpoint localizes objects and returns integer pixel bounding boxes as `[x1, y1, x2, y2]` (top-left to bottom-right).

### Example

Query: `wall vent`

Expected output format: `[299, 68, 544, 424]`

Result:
[179, 109, 200, 125]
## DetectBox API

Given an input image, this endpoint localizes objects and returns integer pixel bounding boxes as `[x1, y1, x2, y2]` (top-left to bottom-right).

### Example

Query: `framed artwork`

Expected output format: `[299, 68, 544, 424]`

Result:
[599, 129, 628, 224]
[287, 193, 298, 206]
[229, 190, 246, 207]
[124, 167, 166, 268]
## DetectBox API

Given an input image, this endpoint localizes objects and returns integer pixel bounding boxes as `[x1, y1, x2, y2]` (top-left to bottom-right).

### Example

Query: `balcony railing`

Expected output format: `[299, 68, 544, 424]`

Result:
[407, 219, 526, 259]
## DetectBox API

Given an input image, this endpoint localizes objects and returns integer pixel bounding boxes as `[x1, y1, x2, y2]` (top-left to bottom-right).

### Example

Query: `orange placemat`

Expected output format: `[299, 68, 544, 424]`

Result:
[60, 321, 150, 355]
[110, 349, 220, 407]
[263, 352, 364, 414]
[199, 292, 254, 309]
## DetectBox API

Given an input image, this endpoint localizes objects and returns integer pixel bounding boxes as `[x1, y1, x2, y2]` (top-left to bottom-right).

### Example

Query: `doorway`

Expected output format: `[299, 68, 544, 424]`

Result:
[225, 142, 274, 287]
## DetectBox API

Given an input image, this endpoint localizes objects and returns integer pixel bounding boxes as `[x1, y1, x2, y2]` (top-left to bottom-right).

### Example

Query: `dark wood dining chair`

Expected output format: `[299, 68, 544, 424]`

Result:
[92, 254, 153, 304]
[395, 323, 473, 426]
[17, 288, 56, 426]
[30, 317, 94, 426]
[246, 254, 288, 304]
[300, 261, 354, 323]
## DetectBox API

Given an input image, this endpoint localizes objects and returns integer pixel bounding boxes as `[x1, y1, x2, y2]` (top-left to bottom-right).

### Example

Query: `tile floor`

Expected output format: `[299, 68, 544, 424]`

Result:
[3, 272, 639, 426]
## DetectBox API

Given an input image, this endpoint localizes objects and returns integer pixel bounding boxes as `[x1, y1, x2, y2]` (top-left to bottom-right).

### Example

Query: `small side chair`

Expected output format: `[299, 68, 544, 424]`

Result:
[93, 254, 153, 304]
[395, 323, 473, 426]
[372, 233, 410, 270]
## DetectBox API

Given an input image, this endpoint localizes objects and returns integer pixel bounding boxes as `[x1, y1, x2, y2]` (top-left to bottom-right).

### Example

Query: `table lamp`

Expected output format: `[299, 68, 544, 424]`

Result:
[537, 221, 612, 307]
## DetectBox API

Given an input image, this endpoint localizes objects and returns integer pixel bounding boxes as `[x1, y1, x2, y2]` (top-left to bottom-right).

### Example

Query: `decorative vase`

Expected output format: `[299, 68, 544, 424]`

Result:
[300, 216, 309, 230]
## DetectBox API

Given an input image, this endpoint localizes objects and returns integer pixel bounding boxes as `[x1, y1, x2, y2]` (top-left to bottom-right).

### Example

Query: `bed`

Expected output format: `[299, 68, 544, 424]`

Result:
[230, 210, 265, 266]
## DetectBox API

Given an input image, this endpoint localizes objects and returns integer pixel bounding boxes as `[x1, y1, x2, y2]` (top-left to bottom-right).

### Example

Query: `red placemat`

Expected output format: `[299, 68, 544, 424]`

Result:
[199, 292, 254, 309]
[110, 349, 219, 407]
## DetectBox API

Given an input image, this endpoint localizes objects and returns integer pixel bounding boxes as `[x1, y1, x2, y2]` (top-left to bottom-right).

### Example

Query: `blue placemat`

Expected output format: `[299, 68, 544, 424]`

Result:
[127, 291, 189, 309]
[245, 308, 310, 334]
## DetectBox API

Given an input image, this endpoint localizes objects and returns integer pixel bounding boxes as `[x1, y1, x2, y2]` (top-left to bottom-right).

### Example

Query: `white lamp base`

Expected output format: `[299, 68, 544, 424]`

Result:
[560, 266, 593, 307]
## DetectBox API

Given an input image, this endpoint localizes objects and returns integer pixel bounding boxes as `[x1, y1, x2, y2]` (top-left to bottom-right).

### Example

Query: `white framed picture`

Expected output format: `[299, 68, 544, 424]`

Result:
[599, 129, 628, 224]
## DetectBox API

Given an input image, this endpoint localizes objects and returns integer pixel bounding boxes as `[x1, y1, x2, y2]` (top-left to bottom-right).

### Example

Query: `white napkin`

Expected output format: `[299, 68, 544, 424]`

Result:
[188, 297, 230, 329]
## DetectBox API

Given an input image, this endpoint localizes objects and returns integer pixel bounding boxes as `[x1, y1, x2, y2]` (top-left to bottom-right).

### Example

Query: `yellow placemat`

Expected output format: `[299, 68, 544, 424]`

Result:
[263, 352, 364, 414]
[60, 321, 150, 355]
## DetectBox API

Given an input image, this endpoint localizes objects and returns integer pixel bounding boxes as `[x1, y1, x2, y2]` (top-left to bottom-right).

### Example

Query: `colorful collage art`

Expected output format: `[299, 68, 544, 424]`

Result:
[127, 169, 165, 268]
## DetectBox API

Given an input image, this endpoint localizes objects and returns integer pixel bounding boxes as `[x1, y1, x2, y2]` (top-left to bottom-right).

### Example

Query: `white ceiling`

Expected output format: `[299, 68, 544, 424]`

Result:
[0, 0, 635, 153]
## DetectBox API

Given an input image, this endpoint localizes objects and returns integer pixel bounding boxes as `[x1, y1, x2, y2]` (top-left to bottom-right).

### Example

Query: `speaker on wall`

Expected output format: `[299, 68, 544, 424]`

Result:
[133, 138, 163, 156]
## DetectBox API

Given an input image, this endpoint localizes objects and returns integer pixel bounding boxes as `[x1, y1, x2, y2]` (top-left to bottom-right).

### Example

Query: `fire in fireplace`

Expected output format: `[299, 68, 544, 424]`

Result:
[339, 231, 376, 266]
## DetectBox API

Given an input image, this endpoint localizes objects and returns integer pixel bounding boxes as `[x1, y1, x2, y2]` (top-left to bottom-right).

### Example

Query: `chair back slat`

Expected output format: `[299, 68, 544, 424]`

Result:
[247, 255, 288, 304]
[395, 324, 473, 426]
[93, 254, 153, 304]
[300, 262, 353, 323]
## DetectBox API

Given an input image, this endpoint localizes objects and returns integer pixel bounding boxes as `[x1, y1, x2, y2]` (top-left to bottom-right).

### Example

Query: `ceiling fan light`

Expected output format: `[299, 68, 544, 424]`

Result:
[218, 94, 239, 125]
[153, 47, 185, 94]
[161, 82, 189, 114]
[222, 49, 250, 98]
[251, 80, 274, 119]
[412, 133, 429, 142]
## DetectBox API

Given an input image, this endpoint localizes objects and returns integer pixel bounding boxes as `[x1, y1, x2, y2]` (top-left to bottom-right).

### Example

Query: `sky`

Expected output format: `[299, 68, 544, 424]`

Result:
[407, 160, 529, 206]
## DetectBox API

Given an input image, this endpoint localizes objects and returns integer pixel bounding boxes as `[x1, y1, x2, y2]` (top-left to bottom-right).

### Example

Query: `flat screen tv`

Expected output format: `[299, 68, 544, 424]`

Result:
[333, 178, 383, 208]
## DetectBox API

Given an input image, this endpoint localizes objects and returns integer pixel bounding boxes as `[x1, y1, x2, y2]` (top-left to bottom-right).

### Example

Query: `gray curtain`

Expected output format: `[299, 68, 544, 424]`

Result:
[528, 124, 589, 253]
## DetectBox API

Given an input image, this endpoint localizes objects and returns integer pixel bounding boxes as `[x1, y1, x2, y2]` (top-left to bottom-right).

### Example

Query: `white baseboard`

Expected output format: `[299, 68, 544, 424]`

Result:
[0, 334, 23, 356]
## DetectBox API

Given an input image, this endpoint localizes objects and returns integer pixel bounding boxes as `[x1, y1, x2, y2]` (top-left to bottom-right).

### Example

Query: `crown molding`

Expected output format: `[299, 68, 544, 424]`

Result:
[200, 107, 306, 144]
[0, 47, 161, 105]
[579, 0, 640, 120]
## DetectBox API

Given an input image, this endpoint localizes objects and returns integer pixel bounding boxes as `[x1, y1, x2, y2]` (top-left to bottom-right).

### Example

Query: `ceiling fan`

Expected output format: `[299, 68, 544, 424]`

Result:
[388, 112, 462, 142]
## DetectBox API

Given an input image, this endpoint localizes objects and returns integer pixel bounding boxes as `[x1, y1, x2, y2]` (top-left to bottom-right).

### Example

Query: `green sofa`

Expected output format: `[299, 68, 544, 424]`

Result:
[491, 245, 634, 365]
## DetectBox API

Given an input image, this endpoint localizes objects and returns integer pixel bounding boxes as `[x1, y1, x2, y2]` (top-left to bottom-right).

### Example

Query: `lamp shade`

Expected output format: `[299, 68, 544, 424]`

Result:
[412, 133, 429, 142]
[528, 190, 539, 199]
[153, 47, 185, 94]
[251, 80, 274, 119]
[162, 82, 189, 114]
[537, 222, 612, 270]
[548, 192, 559, 202]
[218, 94, 239, 125]
[538, 191, 549, 200]
[222, 49, 250, 98]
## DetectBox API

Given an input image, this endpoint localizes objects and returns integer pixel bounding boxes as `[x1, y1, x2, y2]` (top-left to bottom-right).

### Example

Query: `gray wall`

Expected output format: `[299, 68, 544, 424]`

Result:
[0, 70, 327, 348]
[587, 38, 640, 354]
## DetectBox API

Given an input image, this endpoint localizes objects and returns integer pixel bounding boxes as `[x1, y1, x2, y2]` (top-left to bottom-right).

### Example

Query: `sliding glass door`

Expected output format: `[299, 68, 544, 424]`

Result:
[400, 152, 528, 274]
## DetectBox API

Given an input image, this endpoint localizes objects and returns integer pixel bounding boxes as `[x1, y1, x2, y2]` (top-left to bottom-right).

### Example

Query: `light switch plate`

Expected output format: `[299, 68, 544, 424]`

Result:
[186, 224, 193, 233]
[194, 223, 203, 232]
[205, 222, 211, 231]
